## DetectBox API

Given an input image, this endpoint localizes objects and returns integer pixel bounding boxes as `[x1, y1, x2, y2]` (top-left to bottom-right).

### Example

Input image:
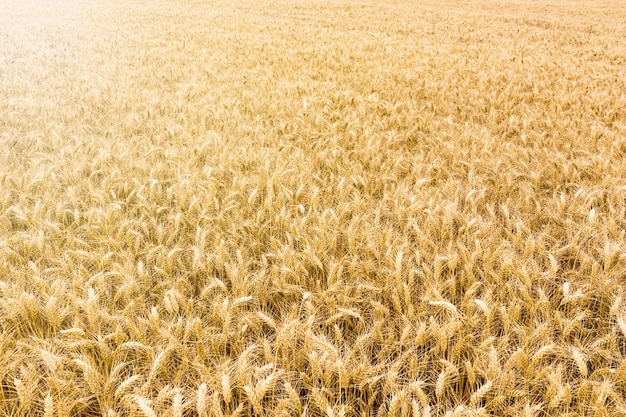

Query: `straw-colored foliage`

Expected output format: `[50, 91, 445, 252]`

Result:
[1, 0, 625, 415]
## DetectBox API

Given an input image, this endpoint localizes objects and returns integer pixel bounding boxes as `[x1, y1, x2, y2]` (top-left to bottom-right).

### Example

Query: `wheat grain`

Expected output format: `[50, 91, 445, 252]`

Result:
[133, 395, 158, 417]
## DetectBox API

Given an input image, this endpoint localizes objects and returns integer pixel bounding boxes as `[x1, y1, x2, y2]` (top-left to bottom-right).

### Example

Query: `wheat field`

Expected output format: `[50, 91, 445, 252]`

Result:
[1, 0, 626, 415]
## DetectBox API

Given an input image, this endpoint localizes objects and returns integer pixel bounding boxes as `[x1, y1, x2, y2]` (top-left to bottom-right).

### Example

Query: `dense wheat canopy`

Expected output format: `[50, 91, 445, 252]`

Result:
[1, 0, 626, 415]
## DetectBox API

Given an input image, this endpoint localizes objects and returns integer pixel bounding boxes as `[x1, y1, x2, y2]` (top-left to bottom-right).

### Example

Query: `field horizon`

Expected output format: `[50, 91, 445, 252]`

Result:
[1, 0, 626, 416]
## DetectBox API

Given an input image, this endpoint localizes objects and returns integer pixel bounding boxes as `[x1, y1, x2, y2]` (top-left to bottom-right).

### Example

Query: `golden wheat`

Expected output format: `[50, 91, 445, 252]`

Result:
[1, 0, 625, 415]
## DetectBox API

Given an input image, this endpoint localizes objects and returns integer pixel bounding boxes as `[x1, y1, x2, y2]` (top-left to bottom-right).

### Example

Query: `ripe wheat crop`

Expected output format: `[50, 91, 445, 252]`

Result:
[1, 0, 625, 416]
